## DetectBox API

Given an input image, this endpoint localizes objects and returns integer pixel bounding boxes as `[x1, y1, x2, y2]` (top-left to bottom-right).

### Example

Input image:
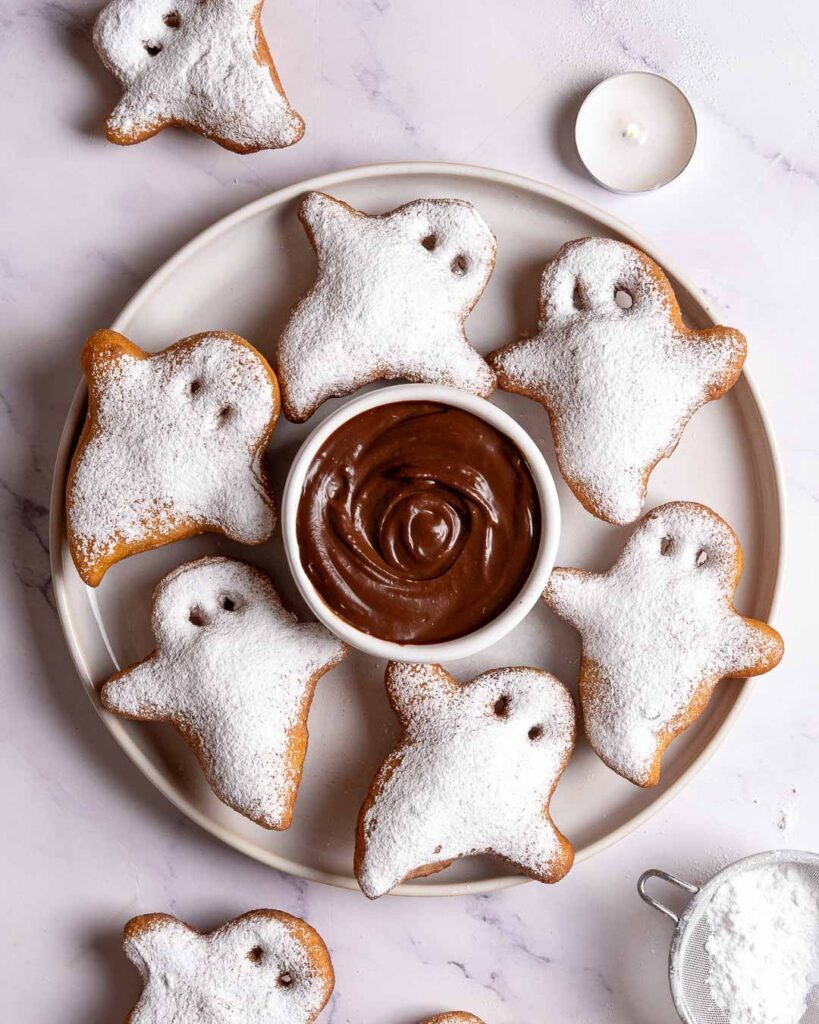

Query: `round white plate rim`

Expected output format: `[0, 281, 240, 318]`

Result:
[49, 160, 787, 896]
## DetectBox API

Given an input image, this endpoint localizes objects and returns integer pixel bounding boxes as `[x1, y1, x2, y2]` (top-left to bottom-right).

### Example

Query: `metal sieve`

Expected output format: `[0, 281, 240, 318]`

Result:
[637, 850, 819, 1024]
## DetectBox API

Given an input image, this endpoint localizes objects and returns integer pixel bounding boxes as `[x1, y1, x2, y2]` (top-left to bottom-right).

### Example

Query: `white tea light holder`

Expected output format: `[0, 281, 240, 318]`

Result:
[575, 72, 697, 193]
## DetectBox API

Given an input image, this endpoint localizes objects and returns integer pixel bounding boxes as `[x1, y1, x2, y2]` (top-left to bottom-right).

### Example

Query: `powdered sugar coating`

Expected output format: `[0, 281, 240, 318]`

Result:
[355, 662, 576, 899]
[67, 330, 279, 587]
[123, 910, 334, 1024]
[101, 557, 347, 828]
[94, 0, 304, 152]
[544, 502, 784, 786]
[276, 192, 497, 422]
[704, 862, 819, 1024]
[489, 238, 747, 524]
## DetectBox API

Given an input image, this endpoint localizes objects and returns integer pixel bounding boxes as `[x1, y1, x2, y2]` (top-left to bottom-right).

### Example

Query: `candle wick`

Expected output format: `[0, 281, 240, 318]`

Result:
[622, 121, 647, 146]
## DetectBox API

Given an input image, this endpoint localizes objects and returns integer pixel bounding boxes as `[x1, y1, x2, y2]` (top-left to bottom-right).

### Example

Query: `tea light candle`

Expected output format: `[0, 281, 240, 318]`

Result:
[575, 72, 697, 193]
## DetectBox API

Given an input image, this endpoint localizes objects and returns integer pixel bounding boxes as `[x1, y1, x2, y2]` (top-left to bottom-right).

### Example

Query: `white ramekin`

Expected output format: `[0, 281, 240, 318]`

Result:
[281, 384, 561, 663]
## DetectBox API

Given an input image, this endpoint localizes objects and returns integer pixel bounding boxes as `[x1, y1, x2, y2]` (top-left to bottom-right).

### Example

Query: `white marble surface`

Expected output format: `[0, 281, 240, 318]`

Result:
[2, 0, 818, 1020]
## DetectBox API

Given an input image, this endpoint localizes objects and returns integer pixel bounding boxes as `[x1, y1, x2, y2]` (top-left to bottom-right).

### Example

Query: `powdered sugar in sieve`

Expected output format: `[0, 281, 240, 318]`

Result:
[638, 850, 819, 1024]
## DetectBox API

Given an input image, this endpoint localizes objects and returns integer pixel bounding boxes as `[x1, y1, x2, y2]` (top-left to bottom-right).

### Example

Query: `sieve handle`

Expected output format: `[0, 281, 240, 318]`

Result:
[637, 869, 700, 924]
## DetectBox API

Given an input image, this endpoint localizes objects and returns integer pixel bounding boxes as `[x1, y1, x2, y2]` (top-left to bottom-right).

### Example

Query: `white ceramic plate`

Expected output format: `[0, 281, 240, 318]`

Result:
[50, 162, 785, 896]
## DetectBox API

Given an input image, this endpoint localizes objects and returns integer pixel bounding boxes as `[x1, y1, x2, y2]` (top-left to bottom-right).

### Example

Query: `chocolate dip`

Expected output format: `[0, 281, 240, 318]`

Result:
[296, 401, 541, 644]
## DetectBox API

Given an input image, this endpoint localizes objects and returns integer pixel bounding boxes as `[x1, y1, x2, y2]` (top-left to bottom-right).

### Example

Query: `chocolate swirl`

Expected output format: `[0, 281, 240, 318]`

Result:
[297, 401, 541, 644]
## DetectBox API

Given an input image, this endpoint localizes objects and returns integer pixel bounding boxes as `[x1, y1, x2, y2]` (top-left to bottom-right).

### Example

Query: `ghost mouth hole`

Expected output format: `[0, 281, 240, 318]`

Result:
[572, 279, 585, 310]
[528, 724, 544, 741]
[493, 694, 511, 718]
[278, 971, 294, 987]
[695, 549, 709, 567]
[451, 254, 469, 275]
[143, 41, 163, 56]
[421, 234, 437, 251]
[163, 11, 180, 27]
[615, 287, 634, 309]
[188, 607, 205, 627]
[660, 536, 673, 556]
[247, 946, 264, 964]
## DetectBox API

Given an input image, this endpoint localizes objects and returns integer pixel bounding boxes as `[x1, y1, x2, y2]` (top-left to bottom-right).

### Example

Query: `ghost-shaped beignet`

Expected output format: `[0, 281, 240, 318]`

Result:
[121, 909, 334, 1024]
[93, 0, 304, 152]
[420, 1016, 486, 1024]
[489, 238, 747, 524]
[276, 192, 497, 422]
[355, 662, 576, 899]
[101, 557, 347, 829]
[544, 501, 784, 786]
[67, 329, 279, 586]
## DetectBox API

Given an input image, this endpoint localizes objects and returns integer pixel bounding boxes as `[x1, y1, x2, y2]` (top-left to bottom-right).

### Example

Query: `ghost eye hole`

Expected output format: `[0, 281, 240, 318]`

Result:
[188, 607, 205, 627]
[220, 595, 237, 612]
[420, 234, 437, 251]
[217, 405, 233, 424]
[493, 694, 511, 718]
[278, 971, 294, 987]
[528, 724, 544, 741]
[247, 946, 264, 964]
[450, 254, 469, 276]
[695, 549, 709, 567]
[163, 11, 180, 27]
[660, 536, 673, 556]
[189, 379, 202, 396]
[614, 287, 634, 309]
